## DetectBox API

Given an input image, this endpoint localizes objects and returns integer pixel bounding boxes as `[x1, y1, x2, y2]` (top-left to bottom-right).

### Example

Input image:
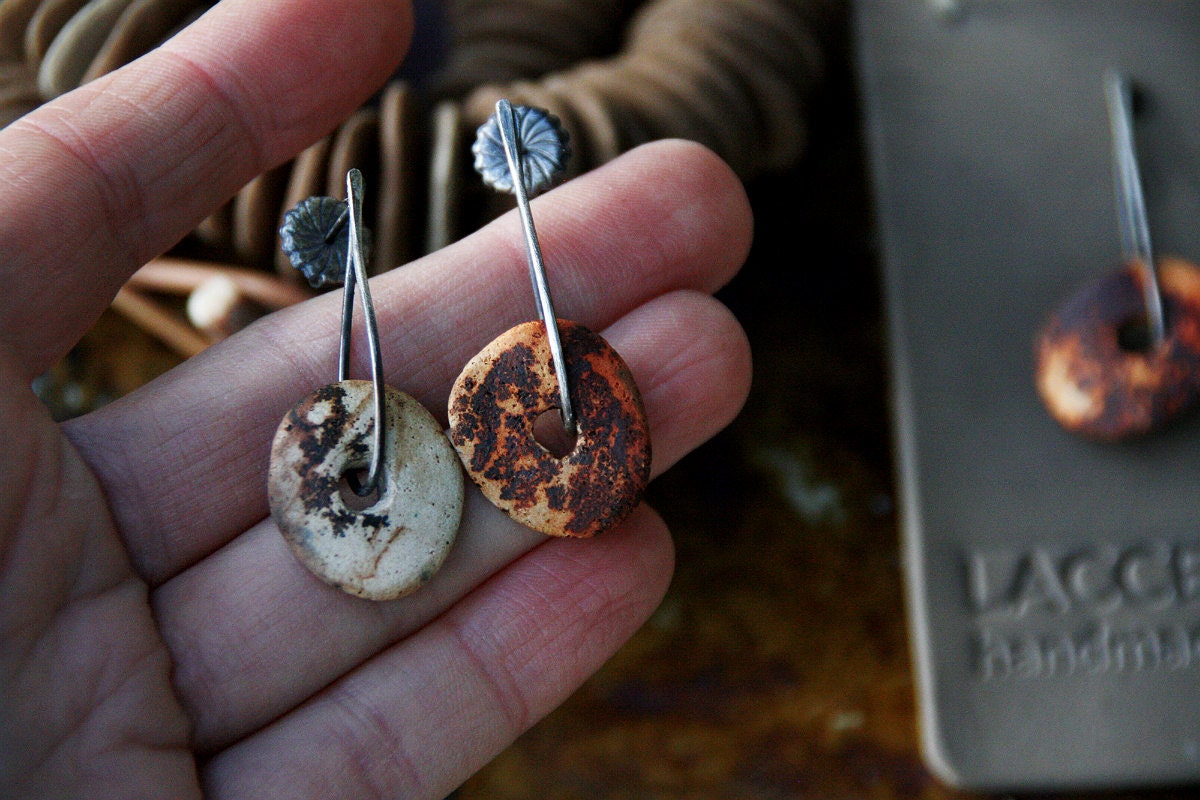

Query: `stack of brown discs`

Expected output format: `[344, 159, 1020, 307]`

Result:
[461, 0, 833, 179]
[132, 79, 423, 278]
[0, 0, 425, 276]
[201, 81, 423, 278]
[0, 0, 214, 127]
[1, 0, 833, 357]
[432, 0, 634, 98]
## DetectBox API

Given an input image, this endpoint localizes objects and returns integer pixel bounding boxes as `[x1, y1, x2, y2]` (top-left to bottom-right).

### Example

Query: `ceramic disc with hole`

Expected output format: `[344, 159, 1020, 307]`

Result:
[268, 380, 464, 600]
[448, 319, 651, 538]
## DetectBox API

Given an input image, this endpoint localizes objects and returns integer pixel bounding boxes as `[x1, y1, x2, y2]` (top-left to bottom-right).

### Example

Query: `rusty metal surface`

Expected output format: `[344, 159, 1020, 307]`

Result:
[449, 319, 651, 538]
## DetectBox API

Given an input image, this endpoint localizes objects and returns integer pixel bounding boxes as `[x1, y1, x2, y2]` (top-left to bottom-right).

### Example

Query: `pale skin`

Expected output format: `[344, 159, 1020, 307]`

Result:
[0, 1, 753, 798]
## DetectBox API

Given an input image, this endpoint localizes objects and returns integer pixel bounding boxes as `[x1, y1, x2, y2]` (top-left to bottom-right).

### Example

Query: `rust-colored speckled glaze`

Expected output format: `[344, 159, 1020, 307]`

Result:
[1035, 256, 1200, 440]
[448, 319, 651, 537]
[268, 380, 464, 600]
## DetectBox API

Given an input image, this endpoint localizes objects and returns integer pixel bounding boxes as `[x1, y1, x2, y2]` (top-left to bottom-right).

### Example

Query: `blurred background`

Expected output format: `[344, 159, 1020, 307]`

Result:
[12, 0, 1200, 796]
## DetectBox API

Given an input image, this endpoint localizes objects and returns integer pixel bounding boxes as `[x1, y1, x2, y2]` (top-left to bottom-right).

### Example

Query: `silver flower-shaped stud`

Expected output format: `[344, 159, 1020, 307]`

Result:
[472, 104, 571, 197]
[279, 195, 372, 289]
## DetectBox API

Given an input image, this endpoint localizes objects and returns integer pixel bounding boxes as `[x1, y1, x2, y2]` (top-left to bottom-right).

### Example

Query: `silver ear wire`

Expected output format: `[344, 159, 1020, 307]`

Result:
[474, 100, 577, 436]
[1105, 69, 1165, 348]
[337, 169, 387, 492]
[279, 169, 387, 493]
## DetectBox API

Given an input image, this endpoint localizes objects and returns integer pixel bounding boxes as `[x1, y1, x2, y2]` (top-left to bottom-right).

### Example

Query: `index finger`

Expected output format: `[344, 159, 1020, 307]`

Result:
[0, 0, 411, 378]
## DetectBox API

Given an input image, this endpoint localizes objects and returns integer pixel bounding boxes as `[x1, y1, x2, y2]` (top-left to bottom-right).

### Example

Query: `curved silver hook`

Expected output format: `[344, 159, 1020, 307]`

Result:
[1104, 69, 1166, 348]
[337, 168, 387, 492]
[481, 100, 577, 436]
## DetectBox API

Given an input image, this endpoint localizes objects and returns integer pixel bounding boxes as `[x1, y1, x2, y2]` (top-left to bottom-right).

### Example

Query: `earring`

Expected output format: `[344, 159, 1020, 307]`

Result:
[447, 101, 652, 538]
[268, 169, 464, 600]
[1035, 71, 1200, 440]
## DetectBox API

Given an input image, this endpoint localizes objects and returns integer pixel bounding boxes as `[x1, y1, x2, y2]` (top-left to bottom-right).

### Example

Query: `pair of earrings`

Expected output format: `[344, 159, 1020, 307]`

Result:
[267, 102, 652, 600]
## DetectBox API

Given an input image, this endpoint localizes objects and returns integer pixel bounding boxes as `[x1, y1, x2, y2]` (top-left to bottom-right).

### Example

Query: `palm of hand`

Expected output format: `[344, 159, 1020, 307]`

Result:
[0, 1, 752, 798]
[1, 389, 194, 795]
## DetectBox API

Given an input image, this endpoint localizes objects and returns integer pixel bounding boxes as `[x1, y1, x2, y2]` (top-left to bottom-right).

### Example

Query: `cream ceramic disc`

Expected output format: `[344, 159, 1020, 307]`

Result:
[269, 380, 464, 600]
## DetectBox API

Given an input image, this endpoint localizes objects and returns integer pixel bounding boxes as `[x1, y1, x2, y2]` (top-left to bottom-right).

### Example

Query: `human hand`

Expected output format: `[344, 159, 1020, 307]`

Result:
[0, 1, 753, 798]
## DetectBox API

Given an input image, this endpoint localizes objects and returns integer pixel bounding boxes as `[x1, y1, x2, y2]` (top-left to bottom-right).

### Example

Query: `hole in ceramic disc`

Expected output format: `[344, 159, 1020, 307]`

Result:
[1117, 314, 1159, 354]
[339, 468, 381, 510]
[533, 408, 578, 459]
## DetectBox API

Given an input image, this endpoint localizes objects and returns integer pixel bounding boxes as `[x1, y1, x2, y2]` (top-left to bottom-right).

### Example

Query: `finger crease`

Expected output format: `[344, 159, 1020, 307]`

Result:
[325, 682, 427, 800]
[14, 108, 147, 264]
[155, 49, 268, 178]
[443, 614, 532, 738]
